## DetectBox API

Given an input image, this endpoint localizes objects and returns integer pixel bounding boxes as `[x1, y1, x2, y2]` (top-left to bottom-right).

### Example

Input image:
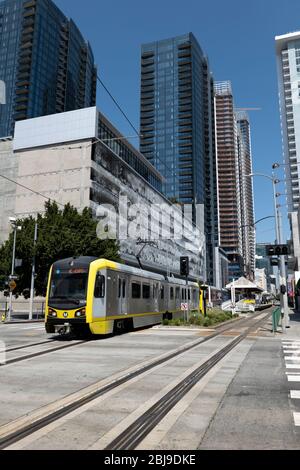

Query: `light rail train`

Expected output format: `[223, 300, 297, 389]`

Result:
[45, 257, 200, 336]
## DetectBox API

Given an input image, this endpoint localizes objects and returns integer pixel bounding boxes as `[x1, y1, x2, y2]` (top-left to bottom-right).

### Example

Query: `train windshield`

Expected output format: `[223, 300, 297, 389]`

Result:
[49, 268, 89, 308]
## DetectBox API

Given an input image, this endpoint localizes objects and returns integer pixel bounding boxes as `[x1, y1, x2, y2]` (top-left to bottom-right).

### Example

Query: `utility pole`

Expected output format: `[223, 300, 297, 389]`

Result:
[29, 220, 38, 321]
[278, 210, 289, 329]
[7, 218, 21, 322]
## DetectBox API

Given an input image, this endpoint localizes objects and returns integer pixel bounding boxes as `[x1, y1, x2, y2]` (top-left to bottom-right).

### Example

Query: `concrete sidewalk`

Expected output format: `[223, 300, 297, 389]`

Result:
[284, 309, 300, 338]
[199, 309, 300, 449]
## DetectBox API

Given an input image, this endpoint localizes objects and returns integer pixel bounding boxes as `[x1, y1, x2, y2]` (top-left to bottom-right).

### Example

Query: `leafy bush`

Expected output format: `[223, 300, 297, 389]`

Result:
[160, 308, 235, 328]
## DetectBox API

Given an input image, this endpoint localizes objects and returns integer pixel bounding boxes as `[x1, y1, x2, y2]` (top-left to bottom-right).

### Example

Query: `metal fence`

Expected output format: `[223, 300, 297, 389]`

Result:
[0, 299, 45, 321]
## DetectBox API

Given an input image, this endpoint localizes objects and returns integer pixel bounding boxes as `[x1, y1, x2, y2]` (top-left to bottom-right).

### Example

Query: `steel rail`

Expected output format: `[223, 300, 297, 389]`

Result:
[5, 339, 55, 353]
[2, 340, 88, 367]
[105, 311, 272, 450]
[0, 309, 272, 449]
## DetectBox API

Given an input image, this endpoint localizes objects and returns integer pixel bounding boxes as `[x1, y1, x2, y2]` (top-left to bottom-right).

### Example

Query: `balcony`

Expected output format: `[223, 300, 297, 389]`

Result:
[15, 95, 28, 103]
[14, 111, 27, 121]
[23, 8, 35, 17]
[23, 0, 36, 7]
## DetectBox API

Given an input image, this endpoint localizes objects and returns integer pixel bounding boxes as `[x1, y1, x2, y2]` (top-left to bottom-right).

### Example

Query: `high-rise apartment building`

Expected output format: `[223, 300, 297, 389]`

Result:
[0, 0, 97, 137]
[214, 81, 243, 280]
[214, 82, 255, 281]
[275, 32, 300, 212]
[139, 33, 218, 285]
[236, 111, 256, 279]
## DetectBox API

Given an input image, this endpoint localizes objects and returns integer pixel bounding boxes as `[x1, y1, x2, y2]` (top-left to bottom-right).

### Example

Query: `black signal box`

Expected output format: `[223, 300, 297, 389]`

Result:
[180, 257, 189, 277]
[266, 244, 290, 256]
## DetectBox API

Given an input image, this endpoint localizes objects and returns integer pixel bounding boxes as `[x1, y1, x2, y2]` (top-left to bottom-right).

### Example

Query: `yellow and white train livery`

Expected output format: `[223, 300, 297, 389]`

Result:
[45, 257, 199, 336]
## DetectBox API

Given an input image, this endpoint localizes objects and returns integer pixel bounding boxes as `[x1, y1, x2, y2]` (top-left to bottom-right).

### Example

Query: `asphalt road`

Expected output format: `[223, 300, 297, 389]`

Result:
[0, 315, 299, 450]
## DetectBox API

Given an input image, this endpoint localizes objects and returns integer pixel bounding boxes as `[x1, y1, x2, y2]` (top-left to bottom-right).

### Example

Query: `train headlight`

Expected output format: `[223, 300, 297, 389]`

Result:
[48, 308, 57, 318]
[75, 308, 86, 318]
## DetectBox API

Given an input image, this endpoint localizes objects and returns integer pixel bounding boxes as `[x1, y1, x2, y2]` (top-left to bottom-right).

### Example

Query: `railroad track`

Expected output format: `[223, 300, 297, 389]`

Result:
[106, 310, 271, 450]
[0, 309, 263, 367]
[0, 308, 272, 449]
[2, 338, 89, 366]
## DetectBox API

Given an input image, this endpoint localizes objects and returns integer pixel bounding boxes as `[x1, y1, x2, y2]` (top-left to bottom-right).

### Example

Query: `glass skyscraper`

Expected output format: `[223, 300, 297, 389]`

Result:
[140, 33, 218, 284]
[0, 0, 97, 137]
[140, 33, 215, 206]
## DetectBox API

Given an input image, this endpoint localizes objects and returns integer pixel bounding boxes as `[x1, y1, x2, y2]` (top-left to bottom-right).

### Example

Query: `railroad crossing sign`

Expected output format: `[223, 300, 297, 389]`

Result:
[9, 280, 17, 291]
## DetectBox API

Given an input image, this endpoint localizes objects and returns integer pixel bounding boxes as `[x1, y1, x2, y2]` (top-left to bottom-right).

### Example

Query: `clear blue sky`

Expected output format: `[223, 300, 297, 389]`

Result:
[55, 0, 299, 243]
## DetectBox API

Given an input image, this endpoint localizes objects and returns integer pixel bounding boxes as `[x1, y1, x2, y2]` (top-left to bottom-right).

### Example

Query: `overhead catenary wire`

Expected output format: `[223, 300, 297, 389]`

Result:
[0, 173, 65, 208]
[96, 75, 183, 186]
[97, 75, 140, 139]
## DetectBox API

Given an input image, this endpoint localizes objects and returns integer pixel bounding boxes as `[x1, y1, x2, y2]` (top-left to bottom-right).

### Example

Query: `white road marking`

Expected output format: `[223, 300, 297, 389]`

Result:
[286, 364, 300, 369]
[287, 375, 300, 382]
[290, 390, 300, 399]
[283, 343, 300, 345]
[293, 413, 300, 426]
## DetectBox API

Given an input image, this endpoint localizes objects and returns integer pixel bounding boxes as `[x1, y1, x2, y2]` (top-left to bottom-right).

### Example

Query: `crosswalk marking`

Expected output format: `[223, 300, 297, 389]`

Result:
[286, 364, 300, 369]
[293, 412, 300, 426]
[290, 391, 300, 399]
[287, 375, 300, 382]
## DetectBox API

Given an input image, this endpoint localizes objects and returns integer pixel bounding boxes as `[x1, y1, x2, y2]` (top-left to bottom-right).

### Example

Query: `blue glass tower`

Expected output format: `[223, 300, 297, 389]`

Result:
[140, 33, 214, 206]
[140, 33, 218, 284]
[0, 0, 97, 137]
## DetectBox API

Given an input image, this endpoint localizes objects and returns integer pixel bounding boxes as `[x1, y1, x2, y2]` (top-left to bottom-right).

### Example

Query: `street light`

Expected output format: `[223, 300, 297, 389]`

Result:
[245, 173, 280, 241]
[29, 219, 38, 321]
[8, 217, 21, 322]
[245, 172, 289, 332]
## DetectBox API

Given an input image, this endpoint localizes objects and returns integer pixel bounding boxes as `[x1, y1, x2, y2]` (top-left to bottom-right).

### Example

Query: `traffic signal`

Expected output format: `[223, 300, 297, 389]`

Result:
[180, 257, 189, 276]
[266, 244, 290, 256]
[280, 284, 287, 295]
[270, 258, 279, 266]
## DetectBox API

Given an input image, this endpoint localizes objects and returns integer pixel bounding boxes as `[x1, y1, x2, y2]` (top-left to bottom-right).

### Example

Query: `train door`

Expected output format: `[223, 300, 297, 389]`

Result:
[93, 270, 106, 318]
[118, 276, 128, 315]
[153, 282, 159, 312]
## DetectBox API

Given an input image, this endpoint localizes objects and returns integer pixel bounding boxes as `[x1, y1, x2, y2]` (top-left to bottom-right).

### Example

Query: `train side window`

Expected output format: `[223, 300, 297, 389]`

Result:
[132, 282, 141, 299]
[122, 280, 126, 298]
[94, 274, 105, 298]
[118, 279, 121, 298]
[143, 284, 150, 299]
[170, 287, 174, 300]
[161, 286, 164, 300]
[176, 287, 180, 299]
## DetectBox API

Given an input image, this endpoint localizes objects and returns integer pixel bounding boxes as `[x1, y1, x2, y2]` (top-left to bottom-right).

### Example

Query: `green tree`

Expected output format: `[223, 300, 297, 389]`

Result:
[0, 202, 120, 296]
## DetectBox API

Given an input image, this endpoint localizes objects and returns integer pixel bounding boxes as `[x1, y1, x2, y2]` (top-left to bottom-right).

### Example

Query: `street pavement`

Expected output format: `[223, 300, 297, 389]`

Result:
[199, 309, 300, 449]
[1, 310, 300, 449]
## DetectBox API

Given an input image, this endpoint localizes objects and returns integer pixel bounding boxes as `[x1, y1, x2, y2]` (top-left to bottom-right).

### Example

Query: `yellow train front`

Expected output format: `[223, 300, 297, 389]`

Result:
[45, 256, 200, 336]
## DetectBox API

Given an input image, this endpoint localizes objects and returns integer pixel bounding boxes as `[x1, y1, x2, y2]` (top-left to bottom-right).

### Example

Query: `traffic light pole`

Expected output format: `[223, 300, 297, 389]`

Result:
[29, 220, 38, 321]
[271, 173, 289, 332]
[278, 211, 289, 330]
[8, 224, 17, 322]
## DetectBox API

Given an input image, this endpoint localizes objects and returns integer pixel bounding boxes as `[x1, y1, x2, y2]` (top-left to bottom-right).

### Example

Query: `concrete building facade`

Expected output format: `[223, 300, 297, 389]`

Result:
[1, 107, 206, 280]
[214, 81, 243, 280]
[275, 31, 300, 212]
[214, 82, 255, 281]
